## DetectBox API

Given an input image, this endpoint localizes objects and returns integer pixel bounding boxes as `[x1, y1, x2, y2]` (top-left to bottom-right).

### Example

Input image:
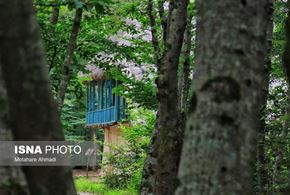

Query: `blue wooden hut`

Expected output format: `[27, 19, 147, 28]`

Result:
[86, 79, 127, 127]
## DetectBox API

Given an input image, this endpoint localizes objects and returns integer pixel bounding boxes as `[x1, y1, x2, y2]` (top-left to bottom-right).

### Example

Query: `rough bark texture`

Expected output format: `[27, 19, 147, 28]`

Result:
[58, 8, 82, 111]
[140, 0, 189, 194]
[176, 0, 269, 194]
[257, 1, 274, 194]
[147, 0, 161, 62]
[177, 13, 193, 163]
[178, 13, 193, 113]
[0, 68, 30, 195]
[158, 0, 168, 43]
[280, 1, 290, 193]
[0, 1, 77, 195]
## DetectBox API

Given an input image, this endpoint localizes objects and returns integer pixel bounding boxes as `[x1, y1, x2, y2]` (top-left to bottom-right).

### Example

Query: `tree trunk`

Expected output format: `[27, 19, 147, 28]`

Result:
[88, 128, 97, 170]
[177, 13, 193, 166]
[157, 0, 167, 43]
[272, 148, 283, 190]
[0, 68, 30, 195]
[176, 0, 269, 194]
[58, 8, 83, 111]
[50, 3, 60, 25]
[281, 1, 290, 194]
[147, 0, 161, 62]
[178, 13, 193, 114]
[257, 1, 274, 194]
[48, 0, 61, 71]
[141, 0, 189, 194]
[0, 1, 77, 195]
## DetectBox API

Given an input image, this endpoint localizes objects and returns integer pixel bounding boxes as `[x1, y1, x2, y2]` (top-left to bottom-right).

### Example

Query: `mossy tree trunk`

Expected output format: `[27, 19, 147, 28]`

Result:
[176, 0, 269, 194]
[279, 0, 290, 193]
[178, 12, 194, 145]
[0, 1, 77, 195]
[257, 1, 274, 194]
[141, 0, 189, 194]
[0, 68, 30, 195]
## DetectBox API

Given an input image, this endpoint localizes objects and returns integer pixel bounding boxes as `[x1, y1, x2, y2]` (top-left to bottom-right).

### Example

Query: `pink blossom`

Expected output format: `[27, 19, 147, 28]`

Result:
[124, 18, 142, 30]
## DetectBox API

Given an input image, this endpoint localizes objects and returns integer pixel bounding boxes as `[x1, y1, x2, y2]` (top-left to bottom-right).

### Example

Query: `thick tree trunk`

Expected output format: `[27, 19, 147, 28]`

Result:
[257, 1, 274, 194]
[0, 68, 30, 195]
[58, 8, 82, 111]
[0, 1, 77, 195]
[176, 0, 269, 194]
[141, 0, 189, 194]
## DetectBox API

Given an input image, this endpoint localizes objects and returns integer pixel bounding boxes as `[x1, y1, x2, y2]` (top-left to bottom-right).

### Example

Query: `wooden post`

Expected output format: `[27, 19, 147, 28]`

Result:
[98, 81, 101, 111]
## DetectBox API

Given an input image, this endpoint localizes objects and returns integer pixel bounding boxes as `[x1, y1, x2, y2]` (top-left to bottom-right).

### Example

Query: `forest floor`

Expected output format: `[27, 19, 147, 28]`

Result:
[73, 169, 136, 195]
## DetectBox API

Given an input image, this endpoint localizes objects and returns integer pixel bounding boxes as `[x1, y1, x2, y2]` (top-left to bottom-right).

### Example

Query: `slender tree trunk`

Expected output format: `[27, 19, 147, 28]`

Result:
[147, 0, 161, 62]
[272, 148, 283, 190]
[257, 1, 274, 194]
[88, 128, 97, 170]
[176, 0, 269, 194]
[157, 0, 167, 43]
[58, 8, 83, 111]
[0, 1, 77, 195]
[140, 2, 163, 193]
[281, 1, 290, 194]
[177, 13, 193, 159]
[48, 0, 61, 71]
[178, 13, 193, 113]
[141, 0, 189, 194]
[0, 68, 30, 195]
[50, 3, 60, 25]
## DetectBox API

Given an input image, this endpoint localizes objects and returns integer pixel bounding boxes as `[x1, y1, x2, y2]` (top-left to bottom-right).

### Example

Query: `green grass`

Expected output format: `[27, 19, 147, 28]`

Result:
[74, 177, 137, 195]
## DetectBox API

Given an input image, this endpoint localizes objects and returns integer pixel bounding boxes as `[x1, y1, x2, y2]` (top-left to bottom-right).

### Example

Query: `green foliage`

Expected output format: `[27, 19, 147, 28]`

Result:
[103, 146, 139, 188]
[102, 108, 155, 190]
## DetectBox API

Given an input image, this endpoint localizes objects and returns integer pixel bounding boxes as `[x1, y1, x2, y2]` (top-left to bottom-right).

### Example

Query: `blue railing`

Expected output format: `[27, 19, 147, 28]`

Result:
[86, 106, 119, 126]
[85, 80, 127, 127]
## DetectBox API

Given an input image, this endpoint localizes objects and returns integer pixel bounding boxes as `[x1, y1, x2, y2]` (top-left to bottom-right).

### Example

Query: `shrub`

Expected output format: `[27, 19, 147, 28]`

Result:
[102, 107, 155, 190]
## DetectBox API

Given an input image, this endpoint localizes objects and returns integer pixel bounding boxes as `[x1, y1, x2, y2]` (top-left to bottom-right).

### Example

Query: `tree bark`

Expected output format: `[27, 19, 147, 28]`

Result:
[257, 1, 274, 194]
[48, 0, 61, 71]
[0, 1, 77, 195]
[147, 0, 161, 62]
[280, 1, 290, 193]
[272, 148, 283, 191]
[178, 13, 193, 114]
[58, 8, 83, 111]
[141, 0, 189, 194]
[177, 13, 193, 166]
[157, 0, 167, 43]
[176, 0, 269, 194]
[50, 3, 60, 25]
[0, 68, 30, 195]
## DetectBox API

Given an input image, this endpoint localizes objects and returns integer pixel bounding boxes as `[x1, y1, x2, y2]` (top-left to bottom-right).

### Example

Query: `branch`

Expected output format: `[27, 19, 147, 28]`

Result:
[157, 0, 167, 42]
[147, 0, 160, 64]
